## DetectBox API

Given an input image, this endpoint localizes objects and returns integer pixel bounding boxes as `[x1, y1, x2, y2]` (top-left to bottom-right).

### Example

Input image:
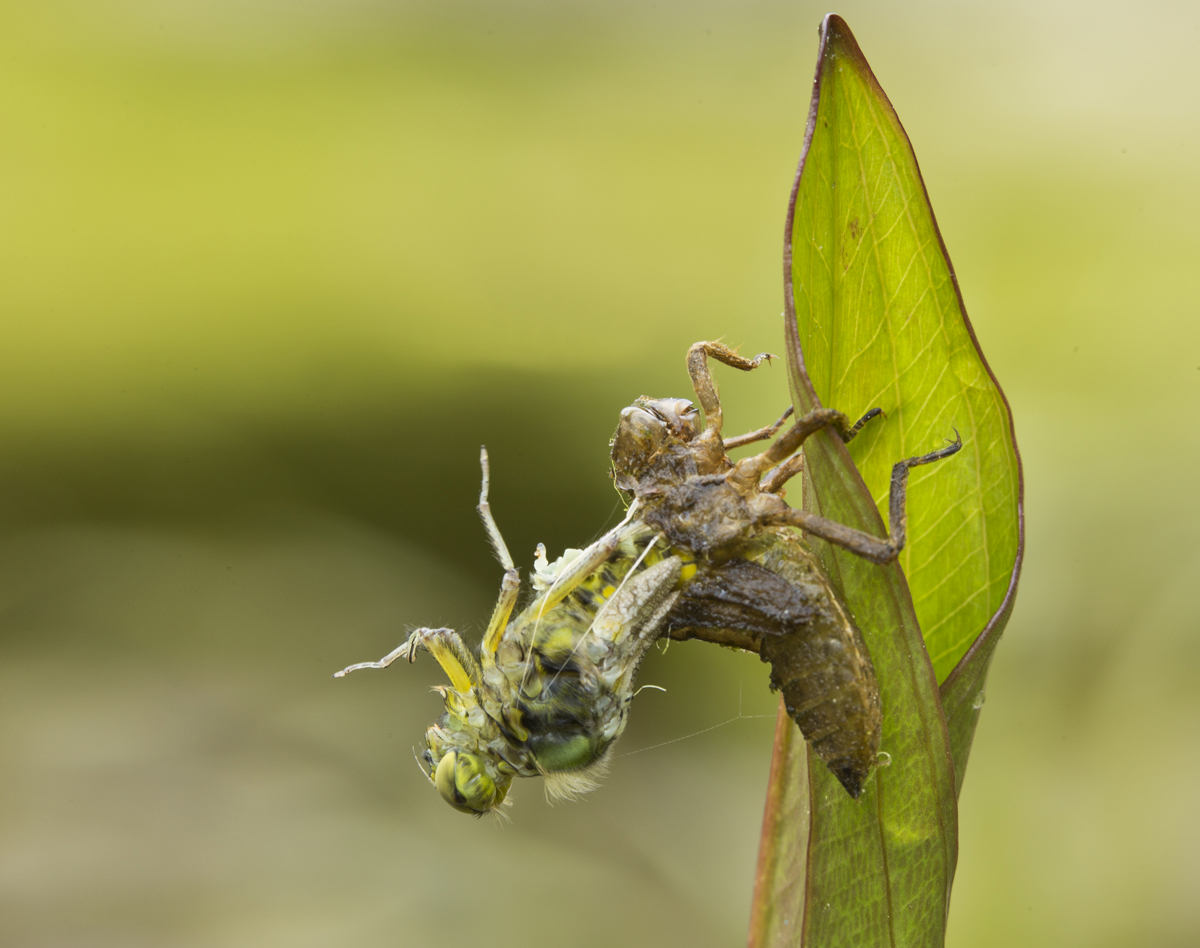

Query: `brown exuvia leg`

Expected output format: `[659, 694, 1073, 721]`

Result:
[841, 407, 883, 443]
[766, 406, 883, 461]
[728, 407, 883, 494]
[723, 406, 793, 450]
[685, 341, 773, 442]
[759, 453, 804, 495]
[765, 431, 963, 565]
[752, 407, 883, 494]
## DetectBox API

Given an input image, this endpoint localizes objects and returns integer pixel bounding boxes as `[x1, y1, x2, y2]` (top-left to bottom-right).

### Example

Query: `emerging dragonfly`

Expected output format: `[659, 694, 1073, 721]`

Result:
[334, 341, 960, 813]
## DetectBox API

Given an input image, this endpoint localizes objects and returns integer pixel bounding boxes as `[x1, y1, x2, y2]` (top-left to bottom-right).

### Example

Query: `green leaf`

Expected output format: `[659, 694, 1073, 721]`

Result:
[748, 15, 1024, 946]
[787, 22, 1022, 688]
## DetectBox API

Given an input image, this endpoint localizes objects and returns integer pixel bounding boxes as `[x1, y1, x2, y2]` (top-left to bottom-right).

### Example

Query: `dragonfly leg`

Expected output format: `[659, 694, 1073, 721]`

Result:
[481, 573, 520, 663]
[763, 431, 963, 564]
[476, 447, 521, 663]
[477, 447, 517, 573]
[333, 627, 482, 694]
[686, 341, 774, 442]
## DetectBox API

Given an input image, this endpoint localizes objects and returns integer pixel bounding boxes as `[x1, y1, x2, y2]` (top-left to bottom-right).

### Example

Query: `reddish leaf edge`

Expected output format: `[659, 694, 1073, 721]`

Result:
[747, 700, 808, 947]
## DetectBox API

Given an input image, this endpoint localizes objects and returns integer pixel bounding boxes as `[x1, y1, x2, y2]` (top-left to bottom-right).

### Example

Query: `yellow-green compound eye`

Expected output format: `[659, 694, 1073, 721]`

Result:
[434, 750, 501, 815]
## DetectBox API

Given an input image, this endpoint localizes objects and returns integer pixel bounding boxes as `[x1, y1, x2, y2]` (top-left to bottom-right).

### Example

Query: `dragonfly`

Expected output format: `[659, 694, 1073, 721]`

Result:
[334, 341, 960, 813]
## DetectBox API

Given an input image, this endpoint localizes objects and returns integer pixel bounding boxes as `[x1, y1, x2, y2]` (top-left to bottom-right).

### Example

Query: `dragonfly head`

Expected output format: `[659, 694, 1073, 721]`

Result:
[421, 692, 516, 816]
[610, 396, 698, 489]
[431, 748, 511, 815]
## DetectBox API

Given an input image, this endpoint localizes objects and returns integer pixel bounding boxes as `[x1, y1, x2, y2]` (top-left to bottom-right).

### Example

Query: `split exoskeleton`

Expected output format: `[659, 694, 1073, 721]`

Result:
[335, 341, 961, 813]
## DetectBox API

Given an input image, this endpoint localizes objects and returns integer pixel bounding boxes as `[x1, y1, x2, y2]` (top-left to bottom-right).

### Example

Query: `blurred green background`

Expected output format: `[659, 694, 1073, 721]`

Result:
[0, 1, 1197, 945]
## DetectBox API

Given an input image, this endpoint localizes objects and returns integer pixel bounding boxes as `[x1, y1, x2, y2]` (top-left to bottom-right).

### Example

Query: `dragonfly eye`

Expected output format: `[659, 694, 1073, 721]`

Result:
[434, 750, 506, 815]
